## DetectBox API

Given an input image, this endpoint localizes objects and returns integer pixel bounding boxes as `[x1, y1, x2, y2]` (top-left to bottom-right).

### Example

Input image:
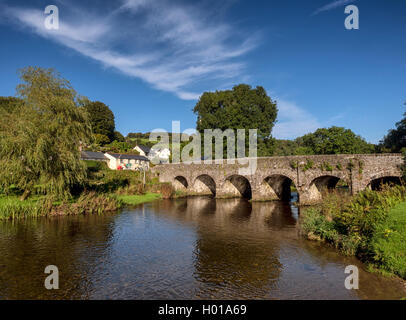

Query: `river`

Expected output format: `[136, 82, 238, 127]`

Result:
[0, 196, 404, 299]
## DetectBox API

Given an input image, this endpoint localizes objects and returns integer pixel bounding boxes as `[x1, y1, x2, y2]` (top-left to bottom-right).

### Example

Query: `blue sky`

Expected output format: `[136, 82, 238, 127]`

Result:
[0, 0, 405, 143]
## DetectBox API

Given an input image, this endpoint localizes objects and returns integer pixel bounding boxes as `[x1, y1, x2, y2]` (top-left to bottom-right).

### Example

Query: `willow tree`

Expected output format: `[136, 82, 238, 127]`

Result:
[0, 67, 91, 199]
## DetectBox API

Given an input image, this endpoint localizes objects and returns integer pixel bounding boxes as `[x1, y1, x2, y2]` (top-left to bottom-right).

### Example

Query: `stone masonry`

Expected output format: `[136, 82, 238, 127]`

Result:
[152, 154, 403, 205]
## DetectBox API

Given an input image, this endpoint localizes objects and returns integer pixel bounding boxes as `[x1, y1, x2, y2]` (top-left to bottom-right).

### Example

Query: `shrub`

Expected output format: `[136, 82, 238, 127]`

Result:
[53, 192, 121, 216]
[0, 197, 42, 220]
[301, 185, 406, 268]
[358, 160, 364, 174]
[290, 161, 298, 169]
[302, 159, 314, 172]
[159, 183, 175, 199]
[116, 183, 146, 196]
[369, 202, 406, 278]
[84, 160, 106, 172]
[301, 208, 338, 243]
[0, 192, 122, 220]
[87, 169, 140, 193]
[321, 162, 333, 172]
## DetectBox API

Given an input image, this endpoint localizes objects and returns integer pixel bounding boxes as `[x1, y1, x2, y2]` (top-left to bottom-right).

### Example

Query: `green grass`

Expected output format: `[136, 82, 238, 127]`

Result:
[116, 192, 161, 206]
[0, 164, 167, 220]
[0, 196, 42, 220]
[370, 202, 406, 278]
[0, 192, 122, 220]
[0, 192, 163, 220]
[301, 186, 406, 279]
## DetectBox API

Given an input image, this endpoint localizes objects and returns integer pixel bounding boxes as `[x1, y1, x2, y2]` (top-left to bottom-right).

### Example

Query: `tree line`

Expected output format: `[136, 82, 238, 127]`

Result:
[192, 84, 403, 156]
[0, 66, 404, 198]
[85, 82, 405, 159]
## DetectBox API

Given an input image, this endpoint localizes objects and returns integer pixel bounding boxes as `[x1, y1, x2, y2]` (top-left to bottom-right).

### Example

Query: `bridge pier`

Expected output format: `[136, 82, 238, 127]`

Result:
[297, 185, 323, 206]
[190, 179, 215, 196]
[216, 179, 250, 199]
[251, 184, 282, 201]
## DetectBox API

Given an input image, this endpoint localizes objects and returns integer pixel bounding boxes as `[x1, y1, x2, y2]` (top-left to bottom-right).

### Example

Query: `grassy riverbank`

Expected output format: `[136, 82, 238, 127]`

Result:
[0, 196, 42, 220]
[116, 193, 162, 206]
[369, 202, 406, 278]
[0, 162, 173, 220]
[301, 185, 406, 279]
[0, 192, 122, 220]
[0, 191, 164, 221]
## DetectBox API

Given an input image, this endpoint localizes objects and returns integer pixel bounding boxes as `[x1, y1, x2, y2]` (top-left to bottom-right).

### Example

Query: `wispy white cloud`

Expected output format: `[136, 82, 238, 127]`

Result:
[272, 99, 321, 139]
[325, 112, 346, 125]
[4, 6, 110, 44]
[312, 0, 357, 15]
[1, 0, 259, 100]
[121, 0, 149, 11]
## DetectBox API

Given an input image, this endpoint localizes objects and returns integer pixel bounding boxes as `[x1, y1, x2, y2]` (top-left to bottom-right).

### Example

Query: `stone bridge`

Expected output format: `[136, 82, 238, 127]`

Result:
[152, 154, 403, 205]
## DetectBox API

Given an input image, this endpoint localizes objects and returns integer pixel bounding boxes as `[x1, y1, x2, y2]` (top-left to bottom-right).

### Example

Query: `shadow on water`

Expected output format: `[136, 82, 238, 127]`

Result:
[0, 195, 405, 299]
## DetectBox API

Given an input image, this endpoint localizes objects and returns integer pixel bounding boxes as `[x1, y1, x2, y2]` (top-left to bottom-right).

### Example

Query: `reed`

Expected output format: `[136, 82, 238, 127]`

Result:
[0, 192, 122, 220]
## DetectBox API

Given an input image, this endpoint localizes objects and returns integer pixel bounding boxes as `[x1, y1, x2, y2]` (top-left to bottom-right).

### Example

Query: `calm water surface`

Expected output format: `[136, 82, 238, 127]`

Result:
[0, 196, 405, 300]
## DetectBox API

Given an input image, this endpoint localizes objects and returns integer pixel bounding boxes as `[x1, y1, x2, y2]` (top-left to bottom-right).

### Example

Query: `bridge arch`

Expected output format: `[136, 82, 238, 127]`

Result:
[222, 175, 252, 199]
[311, 175, 342, 190]
[366, 172, 402, 191]
[260, 174, 298, 201]
[173, 176, 189, 191]
[192, 174, 216, 196]
[152, 154, 403, 205]
[306, 174, 348, 203]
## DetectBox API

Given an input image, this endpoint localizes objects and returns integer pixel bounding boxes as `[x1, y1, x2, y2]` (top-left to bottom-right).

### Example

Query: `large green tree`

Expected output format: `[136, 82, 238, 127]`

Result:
[0, 67, 91, 199]
[113, 131, 125, 142]
[296, 126, 375, 155]
[381, 103, 406, 152]
[193, 84, 278, 157]
[83, 100, 115, 144]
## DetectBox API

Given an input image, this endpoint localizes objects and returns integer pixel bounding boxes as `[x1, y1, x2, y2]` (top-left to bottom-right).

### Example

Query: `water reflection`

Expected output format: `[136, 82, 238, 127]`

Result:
[0, 197, 404, 300]
[0, 215, 116, 299]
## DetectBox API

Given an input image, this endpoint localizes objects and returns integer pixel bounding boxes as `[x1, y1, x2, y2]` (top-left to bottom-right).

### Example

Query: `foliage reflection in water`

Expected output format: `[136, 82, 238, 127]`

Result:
[0, 195, 405, 299]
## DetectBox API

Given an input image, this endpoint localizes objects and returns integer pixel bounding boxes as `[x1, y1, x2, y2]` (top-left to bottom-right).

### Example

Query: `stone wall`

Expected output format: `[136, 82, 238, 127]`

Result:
[152, 154, 403, 205]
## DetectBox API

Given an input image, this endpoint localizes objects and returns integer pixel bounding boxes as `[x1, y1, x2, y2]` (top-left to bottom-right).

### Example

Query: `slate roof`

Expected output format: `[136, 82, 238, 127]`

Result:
[107, 153, 150, 161]
[136, 145, 151, 154]
[81, 151, 108, 160]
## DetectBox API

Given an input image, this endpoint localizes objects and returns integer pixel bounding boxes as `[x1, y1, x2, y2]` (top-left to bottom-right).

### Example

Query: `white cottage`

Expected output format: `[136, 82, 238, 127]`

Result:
[134, 145, 151, 157]
[104, 153, 150, 171]
[134, 144, 171, 164]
